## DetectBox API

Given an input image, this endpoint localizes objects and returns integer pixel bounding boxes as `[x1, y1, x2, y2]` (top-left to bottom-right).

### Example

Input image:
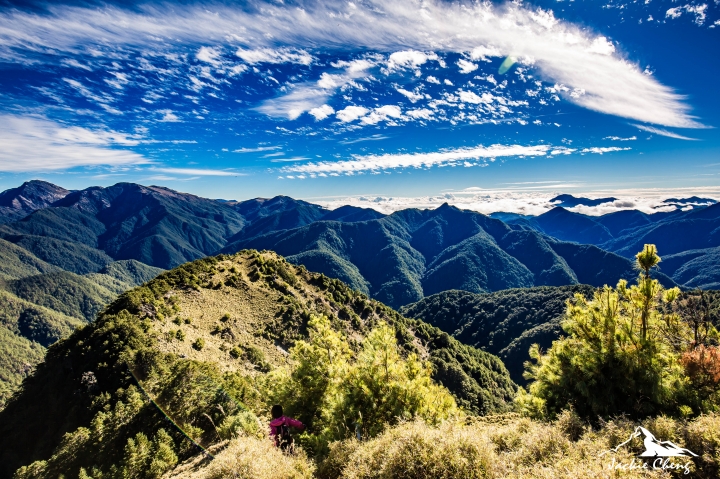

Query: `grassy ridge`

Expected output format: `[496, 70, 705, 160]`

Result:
[0, 250, 516, 477]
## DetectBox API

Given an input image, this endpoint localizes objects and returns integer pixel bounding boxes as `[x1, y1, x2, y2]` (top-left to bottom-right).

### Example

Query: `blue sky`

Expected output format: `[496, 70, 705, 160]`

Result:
[0, 0, 719, 213]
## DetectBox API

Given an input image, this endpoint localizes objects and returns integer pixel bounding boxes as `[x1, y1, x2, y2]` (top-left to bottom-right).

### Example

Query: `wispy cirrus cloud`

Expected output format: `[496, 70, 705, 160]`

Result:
[279, 143, 629, 176]
[0, 0, 702, 128]
[0, 114, 148, 172]
[633, 124, 699, 140]
[233, 146, 282, 153]
[148, 167, 242, 176]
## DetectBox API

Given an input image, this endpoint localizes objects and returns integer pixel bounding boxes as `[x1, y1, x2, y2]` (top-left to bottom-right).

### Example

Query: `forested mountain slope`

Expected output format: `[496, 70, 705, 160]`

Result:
[400, 285, 596, 383]
[223, 203, 674, 308]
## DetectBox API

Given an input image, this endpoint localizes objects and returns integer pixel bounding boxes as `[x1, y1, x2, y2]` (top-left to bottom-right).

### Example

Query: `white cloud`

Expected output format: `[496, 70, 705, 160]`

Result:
[470, 45, 502, 62]
[458, 90, 494, 104]
[387, 50, 437, 69]
[340, 134, 389, 144]
[336, 105, 370, 123]
[233, 145, 281, 153]
[405, 108, 434, 120]
[282, 144, 551, 175]
[149, 167, 241, 176]
[585, 37, 615, 55]
[361, 105, 402, 124]
[633, 124, 699, 140]
[158, 110, 180, 122]
[604, 135, 637, 141]
[281, 142, 630, 175]
[196, 46, 222, 66]
[236, 48, 313, 65]
[256, 86, 328, 120]
[457, 59, 479, 74]
[309, 104, 335, 120]
[0, 114, 147, 171]
[308, 187, 720, 216]
[426, 76, 440, 84]
[579, 147, 631, 154]
[396, 88, 425, 103]
[257, 59, 373, 119]
[0, 0, 702, 128]
[666, 4, 708, 25]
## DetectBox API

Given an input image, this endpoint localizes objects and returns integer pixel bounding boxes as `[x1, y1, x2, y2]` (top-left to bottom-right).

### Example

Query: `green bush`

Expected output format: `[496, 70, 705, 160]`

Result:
[519, 245, 720, 420]
[270, 315, 457, 455]
[192, 338, 205, 351]
[217, 411, 261, 440]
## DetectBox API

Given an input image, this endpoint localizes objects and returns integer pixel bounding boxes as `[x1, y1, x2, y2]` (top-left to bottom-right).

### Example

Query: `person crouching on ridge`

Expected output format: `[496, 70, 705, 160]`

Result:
[269, 405, 305, 451]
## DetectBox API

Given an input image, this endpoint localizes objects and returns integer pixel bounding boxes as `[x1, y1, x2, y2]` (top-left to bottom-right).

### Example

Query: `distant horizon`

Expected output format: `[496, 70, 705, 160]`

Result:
[8, 178, 720, 217]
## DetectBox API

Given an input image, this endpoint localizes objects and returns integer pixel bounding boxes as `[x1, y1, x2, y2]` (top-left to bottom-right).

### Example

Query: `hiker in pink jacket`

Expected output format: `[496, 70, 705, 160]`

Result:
[269, 405, 305, 451]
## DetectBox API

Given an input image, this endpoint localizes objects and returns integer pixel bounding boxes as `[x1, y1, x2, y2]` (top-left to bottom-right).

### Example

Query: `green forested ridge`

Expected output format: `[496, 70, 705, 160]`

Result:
[0, 181, 717, 302]
[1, 235, 114, 274]
[400, 285, 596, 384]
[0, 239, 60, 280]
[0, 325, 45, 407]
[0, 257, 162, 407]
[0, 250, 515, 478]
[225, 203, 674, 308]
[0, 289, 83, 408]
[3, 271, 121, 322]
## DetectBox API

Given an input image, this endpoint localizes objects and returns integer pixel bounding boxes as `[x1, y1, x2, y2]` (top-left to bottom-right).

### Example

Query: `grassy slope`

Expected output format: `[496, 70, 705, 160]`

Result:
[0, 250, 516, 477]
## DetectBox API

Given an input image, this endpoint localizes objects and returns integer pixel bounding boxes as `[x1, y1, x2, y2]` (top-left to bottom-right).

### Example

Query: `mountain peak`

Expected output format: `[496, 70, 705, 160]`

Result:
[0, 180, 70, 224]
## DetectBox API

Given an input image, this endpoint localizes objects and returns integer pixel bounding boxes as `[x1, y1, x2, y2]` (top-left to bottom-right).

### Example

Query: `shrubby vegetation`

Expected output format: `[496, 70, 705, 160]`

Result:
[270, 315, 457, 455]
[3, 247, 720, 478]
[0, 251, 514, 478]
[518, 245, 720, 420]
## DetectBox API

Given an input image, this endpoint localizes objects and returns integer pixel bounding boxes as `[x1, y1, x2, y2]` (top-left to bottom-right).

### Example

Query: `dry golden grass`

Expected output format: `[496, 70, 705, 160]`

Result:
[164, 436, 315, 479]
[150, 251, 405, 377]
[312, 413, 720, 479]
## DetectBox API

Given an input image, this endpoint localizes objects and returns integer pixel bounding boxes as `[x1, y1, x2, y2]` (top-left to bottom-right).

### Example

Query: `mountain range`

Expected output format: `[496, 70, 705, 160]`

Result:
[0, 181, 718, 406]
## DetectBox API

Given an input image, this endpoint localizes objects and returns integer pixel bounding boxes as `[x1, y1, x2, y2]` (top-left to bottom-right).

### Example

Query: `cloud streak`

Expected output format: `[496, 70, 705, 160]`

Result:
[280, 143, 627, 175]
[633, 124, 699, 140]
[0, 114, 147, 172]
[0, 0, 702, 128]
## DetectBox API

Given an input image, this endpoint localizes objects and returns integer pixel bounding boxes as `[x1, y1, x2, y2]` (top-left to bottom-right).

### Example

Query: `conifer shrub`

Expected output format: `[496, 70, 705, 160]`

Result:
[518, 245, 720, 420]
[269, 315, 457, 456]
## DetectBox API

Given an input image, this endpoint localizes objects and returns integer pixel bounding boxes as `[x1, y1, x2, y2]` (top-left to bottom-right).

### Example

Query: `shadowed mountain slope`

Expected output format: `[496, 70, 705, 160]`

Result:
[223, 204, 674, 308]
[400, 285, 596, 384]
[0, 181, 69, 225]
